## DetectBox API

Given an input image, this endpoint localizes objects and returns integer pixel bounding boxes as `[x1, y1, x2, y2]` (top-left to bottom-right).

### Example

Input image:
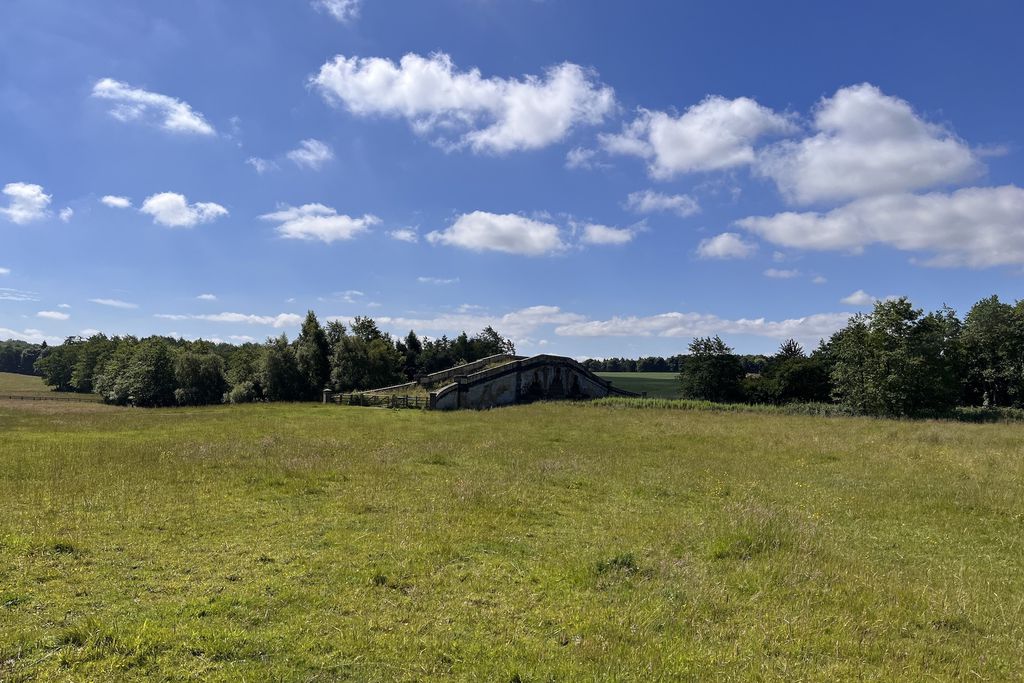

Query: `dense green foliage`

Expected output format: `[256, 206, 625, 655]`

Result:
[0, 339, 45, 375]
[28, 313, 515, 407]
[21, 292, 1024, 416]
[678, 336, 745, 403]
[595, 294, 1024, 418]
[583, 352, 768, 374]
[2, 400, 1023, 679]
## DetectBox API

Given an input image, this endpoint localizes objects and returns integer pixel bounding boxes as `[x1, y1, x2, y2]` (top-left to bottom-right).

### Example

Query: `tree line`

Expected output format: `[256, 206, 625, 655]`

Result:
[29, 312, 515, 407]
[0, 339, 47, 375]
[581, 354, 770, 375]
[12, 293, 1024, 416]
[677, 295, 1024, 417]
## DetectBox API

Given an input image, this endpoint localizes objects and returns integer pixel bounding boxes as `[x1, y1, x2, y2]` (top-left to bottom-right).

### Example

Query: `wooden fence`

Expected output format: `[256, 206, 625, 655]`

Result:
[329, 393, 428, 409]
[0, 394, 103, 404]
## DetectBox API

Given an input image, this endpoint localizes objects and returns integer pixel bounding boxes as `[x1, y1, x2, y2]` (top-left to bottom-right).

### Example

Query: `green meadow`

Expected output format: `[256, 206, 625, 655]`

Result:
[597, 371, 682, 399]
[2, 395, 1024, 681]
[0, 372, 101, 402]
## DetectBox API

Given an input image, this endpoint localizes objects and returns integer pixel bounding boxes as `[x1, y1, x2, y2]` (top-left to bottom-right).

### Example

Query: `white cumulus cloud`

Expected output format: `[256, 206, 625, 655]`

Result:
[579, 223, 636, 246]
[140, 192, 228, 228]
[286, 139, 334, 170]
[59, 207, 74, 223]
[388, 228, 418, 243]
[1, 182, 52, 224]
[196, 293, 217, 301]
[0, 267, 9, 276]
[0, 327, 58, 344]
[91, 78, 215, 135]
[757, 83, 980, 204]
[840, 290, 876, 306]
[625, 189, 700, 217]
[696, 232, 757, 259]
[427, 211, 566, 256]
[601, 96, 794, 179]
[260, 203, 379, 243]
[311, 52, 615, 153]
[101, 195, 132, 209]
[737, 185, 1024, 268]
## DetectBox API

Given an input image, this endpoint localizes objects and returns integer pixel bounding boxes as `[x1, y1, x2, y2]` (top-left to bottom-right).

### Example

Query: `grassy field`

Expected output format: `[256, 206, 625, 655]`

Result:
[2, 399, 1024, 680]
[597, 371, 682, 399]
[0, 372, 101, 402]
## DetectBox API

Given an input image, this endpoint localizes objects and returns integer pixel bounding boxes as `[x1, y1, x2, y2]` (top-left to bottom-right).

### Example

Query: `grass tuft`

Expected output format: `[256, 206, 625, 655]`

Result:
[596, 553, 639, 575]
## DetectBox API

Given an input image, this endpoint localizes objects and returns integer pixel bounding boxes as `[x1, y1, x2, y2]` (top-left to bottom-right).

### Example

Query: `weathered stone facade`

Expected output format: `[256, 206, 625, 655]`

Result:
[429, 354, 638, 410]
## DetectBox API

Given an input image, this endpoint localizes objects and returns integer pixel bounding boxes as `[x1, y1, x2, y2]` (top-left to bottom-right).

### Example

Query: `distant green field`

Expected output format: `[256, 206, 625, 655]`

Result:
[597, 371, 681, 398]
[0, 372, 101, 402]
[4, 399, 1023, 680]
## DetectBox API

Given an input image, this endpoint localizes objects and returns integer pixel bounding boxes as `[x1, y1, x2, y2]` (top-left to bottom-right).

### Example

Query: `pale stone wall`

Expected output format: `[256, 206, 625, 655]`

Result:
[419, 353, 523, 388]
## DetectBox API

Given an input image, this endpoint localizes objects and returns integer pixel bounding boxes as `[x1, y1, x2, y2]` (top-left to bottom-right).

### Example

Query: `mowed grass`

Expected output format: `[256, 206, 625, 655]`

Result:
[0, 372, 101, 402]
[597, 371, 682, 399]
[2, 400, 1024, 680]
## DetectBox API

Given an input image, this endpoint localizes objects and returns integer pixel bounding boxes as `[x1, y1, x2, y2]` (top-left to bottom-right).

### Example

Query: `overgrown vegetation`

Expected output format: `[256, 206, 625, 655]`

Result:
[1, 400, 1022, 679]
[605, 294, 1024, 419]
[0, 339, 45, 375]
[29, 313, 514, 407]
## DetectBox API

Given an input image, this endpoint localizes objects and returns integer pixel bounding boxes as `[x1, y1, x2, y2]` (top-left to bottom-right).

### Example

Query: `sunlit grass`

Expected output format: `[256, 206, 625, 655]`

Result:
[0, 372, 101, 402]
[596, 371, 682, 398]
[2, 400, 1023, 680]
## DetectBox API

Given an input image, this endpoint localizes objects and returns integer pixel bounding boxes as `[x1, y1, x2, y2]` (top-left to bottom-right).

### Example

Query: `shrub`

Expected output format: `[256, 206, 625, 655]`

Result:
[227, 381, 259, 404]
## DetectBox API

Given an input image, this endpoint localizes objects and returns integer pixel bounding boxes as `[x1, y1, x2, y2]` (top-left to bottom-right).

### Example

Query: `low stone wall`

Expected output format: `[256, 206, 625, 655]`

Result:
[429, 354, 638, 410]
[419, 353, 524, 388]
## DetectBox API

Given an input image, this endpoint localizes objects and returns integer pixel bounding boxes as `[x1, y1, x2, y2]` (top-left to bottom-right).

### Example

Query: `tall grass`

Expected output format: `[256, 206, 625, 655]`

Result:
[2, 400, 1024, 680]
[589, 396, 1024, 422]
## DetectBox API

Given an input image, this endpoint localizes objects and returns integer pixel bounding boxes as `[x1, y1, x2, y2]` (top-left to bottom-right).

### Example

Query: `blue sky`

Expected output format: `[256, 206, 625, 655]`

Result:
[2, 0, 1023, 358]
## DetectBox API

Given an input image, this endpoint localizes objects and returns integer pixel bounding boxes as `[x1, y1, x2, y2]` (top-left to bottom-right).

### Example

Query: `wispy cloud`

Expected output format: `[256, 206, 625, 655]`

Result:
[260, 204, 379, 243]
[37, 310, 70, 320]
[286, 139, 334, 170]
[625, 190, 700, 217]
[763, 268, 800, 279]
[313, 0, 361, 22]
[90, 298, 138, 309]
[91, 78, 215, 135]
[388, 228, 418, 243]
[154, 312, 302, 328]
[0, 288, 39, 302]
